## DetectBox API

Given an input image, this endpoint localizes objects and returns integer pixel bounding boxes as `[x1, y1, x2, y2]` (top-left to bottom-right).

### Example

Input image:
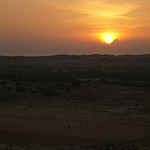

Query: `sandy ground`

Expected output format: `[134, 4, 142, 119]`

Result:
[0, 100, 149, 146]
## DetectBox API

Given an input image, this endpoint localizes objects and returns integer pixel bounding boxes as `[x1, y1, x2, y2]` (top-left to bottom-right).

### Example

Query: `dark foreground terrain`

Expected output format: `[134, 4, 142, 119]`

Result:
[0, 54, 150, 149]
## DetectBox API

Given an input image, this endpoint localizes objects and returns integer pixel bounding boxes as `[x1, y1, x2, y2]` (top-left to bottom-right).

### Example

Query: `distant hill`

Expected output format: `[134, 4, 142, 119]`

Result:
[0, 54, 150, 67]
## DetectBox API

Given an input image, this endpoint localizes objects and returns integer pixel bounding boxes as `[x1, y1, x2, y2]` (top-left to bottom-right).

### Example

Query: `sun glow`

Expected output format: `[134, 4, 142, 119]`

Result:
[105, 36, 113, 44]
[100, 33, 118, 44]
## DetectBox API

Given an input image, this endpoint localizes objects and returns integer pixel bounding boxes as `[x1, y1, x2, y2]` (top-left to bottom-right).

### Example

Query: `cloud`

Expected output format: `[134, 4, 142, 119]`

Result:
[1, 0, 150, 42]
[41, 0, 141, 35]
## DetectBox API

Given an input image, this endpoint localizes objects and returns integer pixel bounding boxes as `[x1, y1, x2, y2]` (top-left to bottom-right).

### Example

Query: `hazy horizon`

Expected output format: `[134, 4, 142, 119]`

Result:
[0, 0, 150, 56]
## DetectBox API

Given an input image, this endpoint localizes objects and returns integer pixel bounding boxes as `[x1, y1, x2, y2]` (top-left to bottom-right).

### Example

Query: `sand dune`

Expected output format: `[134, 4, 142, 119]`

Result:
[0, 101, 149, 146]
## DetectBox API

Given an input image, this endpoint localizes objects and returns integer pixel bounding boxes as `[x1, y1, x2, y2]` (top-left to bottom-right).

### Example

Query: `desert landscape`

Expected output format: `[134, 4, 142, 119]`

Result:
[1, 0, 150, 148]
[0, 55, 150, 149]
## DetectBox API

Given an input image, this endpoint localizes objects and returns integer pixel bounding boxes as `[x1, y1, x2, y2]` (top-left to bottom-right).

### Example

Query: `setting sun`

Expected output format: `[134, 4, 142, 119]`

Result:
[100, 33, 118, 44]
[105, 36, 113, 44]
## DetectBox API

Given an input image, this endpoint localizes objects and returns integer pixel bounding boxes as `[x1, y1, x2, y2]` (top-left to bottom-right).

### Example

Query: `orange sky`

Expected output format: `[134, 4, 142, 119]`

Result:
[0, 0, 150, 55]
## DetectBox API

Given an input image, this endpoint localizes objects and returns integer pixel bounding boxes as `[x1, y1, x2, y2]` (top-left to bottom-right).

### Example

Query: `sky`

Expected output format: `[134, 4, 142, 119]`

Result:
[0, 0, 150, 56]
